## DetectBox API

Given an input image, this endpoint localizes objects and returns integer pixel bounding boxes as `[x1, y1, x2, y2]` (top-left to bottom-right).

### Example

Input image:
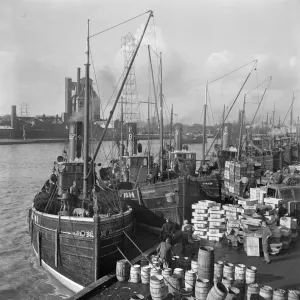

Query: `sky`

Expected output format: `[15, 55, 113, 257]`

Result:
[0, 0, 299, 126]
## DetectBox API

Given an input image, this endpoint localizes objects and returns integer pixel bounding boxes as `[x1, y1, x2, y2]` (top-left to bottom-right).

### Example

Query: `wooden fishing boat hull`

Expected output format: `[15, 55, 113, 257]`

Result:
[119, 177, 218, 228]
[28, 207, 132, 292]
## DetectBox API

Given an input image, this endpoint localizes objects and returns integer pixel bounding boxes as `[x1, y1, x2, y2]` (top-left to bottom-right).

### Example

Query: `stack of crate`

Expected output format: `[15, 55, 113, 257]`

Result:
[234, 162, 248, 196]
[223, 204, 243, 246]
[250, 188, 261, 201]
[228, 161, 235, 194]
[207, 203, 226, 242]
[191, 200, 216, 240]
[291, 219, 298, 242]
[280, 217, 294, 248]
[224, 161, 230, 193]
[238, 199, 258, 216]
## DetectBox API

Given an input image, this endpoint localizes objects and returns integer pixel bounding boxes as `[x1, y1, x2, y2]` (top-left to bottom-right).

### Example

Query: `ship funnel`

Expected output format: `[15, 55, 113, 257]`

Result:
[222, 123, 232, 150]
[174, 124, 183, 150]
[127, 123, 137, 156]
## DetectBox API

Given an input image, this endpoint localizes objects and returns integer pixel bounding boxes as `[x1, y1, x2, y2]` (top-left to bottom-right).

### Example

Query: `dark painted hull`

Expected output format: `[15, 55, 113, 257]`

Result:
[29, 207, 132, 292]
[119, 176, 220, 228]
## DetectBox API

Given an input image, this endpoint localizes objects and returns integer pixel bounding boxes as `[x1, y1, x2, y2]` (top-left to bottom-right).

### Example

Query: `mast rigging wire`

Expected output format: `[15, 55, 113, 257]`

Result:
[89, 11, 151, 38]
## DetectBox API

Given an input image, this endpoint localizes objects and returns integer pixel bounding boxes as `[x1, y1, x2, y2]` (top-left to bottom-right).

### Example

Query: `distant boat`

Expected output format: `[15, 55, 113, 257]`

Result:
[182, 133, 205, 144]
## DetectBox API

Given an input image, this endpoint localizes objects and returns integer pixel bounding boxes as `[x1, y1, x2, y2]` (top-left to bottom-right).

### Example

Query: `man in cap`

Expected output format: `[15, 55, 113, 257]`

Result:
[261, 220, 272, 264]
[156, 236, 176, 268]
[181, 220, 194, 250]
[160, 218, 176, 242]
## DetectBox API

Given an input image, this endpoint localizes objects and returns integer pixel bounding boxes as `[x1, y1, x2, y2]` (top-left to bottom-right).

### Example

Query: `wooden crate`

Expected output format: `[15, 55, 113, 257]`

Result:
[245, 237, 260, 257]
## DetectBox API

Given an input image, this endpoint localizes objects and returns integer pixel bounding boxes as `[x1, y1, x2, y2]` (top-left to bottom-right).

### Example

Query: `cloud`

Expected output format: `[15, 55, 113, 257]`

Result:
[254, 54, 298, 91]
[97, 65, 117, 101]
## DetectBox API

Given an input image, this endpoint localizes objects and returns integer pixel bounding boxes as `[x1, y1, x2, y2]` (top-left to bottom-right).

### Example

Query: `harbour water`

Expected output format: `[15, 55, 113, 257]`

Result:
[0, 140, 212, 300]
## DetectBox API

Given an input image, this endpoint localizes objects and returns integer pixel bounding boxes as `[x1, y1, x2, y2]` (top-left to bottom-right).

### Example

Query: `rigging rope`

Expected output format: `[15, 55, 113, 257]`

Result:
[89, 11, 151, 38]
[208, 59, 257, 85]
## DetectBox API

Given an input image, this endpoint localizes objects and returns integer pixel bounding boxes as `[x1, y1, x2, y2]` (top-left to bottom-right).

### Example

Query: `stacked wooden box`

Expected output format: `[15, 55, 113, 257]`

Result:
[280, 217, 293, 249]
[223, 204, 243, 246]
[250, 188, 261, 201]
[191, 200, 216, 240]
[207, 203, 226, 242]
[269, 226, 283, 254]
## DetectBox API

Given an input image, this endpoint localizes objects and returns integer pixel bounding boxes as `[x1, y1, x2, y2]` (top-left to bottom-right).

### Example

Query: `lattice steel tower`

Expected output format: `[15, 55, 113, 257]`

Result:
[121, 33, 140, 123]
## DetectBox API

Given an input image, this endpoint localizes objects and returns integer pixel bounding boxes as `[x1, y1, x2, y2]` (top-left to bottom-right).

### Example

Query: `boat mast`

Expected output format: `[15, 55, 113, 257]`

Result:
[120, 96, 124, 162]
[88, 11, 153, 168]
[202, 83, 208, 162]
[148, 45, 160, 131]
[170, 104, 173, 149]
[147, 97, 151, 174]
[290, 92, 294, 144]
[83, 19, 90, 199]
[159, 52, 164, 174]
[237, 95, 246, 161]
[220, 104, 225, 150]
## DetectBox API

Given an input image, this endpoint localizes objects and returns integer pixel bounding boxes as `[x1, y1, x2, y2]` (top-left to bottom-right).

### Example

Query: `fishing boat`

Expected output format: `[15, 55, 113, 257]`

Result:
[28, 13, 153, 292]
[115, 53, 222, 229]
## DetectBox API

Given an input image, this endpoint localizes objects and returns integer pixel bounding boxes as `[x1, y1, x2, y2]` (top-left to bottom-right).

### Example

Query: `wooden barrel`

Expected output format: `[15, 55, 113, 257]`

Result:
[141, 265, 151, 284]
[178, 257, 191, 272]
[273, 289, 286, 300]
[180, 288, 192, 298]
[198, 246, 215, 269]
[150, 275, 167, 300]
[130, 264, 141, 283]
[168, 274, 181, 294]
[223, 263, 235, 279]
[225, 287, 240, 300]
[246, 283, 259, 300]
[222, 277, 233, 288]
[234, 264, 246, 282]
[233, 280, 245, 300]
[198, 266, 214, 282]
[116, 259, 130, 281]
[195, 278, 211, 300]
[173, 268, 184, 278]
[215, 261, 224, 278]
[191, 259, 199, 273]
[151, 268, 162, 277]
[162, 268, 173, 285]
[259, 286, 273, 300]
[288, 290, 300, 300]
[140, 256, 149, 267]
[206, 282, 228, 300]
[246, 266, 257, 284]
[185, 270, 196, 291]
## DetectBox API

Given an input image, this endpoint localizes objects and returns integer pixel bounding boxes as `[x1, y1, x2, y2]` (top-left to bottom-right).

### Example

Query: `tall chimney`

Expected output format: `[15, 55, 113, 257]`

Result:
[11, 105, 17, 138]
[222, 123, 232, 150]
[76, 68, 81, 113]
[65, 77, 72, 121]
[174, 124, 183, 150]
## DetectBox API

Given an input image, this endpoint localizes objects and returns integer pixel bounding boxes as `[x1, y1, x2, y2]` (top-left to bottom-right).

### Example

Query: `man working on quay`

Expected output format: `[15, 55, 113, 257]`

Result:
[181, 220, 194, 251]
[156, 236, 176, 268]
[160, 218, 176, 242]
[261, 220, 272, 264]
